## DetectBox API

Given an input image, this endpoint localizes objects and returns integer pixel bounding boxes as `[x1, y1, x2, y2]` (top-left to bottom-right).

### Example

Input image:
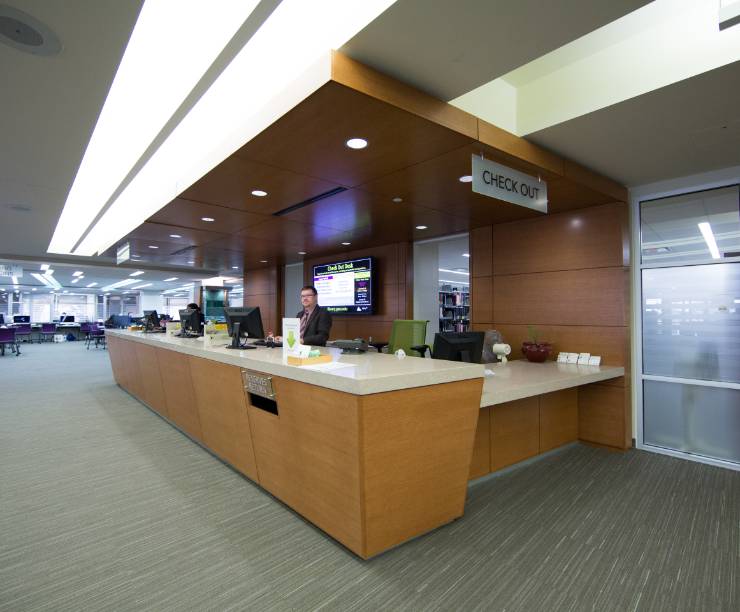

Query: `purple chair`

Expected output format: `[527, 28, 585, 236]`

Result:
[40, 323, 57, 342]
[86, 327, 106, 350]
[79, 323, 91, 341]
[14, 324, 32, 343]
[0, 328, 20, 356]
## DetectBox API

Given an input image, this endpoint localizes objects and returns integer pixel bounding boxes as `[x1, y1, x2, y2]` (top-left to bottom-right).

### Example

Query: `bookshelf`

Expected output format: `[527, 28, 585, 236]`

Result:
[438, 286, 470, 333]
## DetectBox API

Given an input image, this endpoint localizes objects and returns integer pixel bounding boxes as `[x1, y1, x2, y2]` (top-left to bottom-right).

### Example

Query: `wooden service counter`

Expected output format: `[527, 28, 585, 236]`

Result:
[106, 330, 484, 559]
[469, 361, 625, 479]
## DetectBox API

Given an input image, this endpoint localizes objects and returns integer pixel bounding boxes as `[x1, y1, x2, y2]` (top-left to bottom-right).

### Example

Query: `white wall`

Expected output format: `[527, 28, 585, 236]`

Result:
[284, 263, 303, 317]
[413, 240, 440, 346]
[139, 290, 162, 315]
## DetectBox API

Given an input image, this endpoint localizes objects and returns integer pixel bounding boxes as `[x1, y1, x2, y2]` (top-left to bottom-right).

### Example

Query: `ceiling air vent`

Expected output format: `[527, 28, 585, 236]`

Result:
[273, 187, 347, 217]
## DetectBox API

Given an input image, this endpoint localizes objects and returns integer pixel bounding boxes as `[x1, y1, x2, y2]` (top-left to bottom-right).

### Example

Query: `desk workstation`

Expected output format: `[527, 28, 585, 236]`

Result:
[106, 328, 622, 558]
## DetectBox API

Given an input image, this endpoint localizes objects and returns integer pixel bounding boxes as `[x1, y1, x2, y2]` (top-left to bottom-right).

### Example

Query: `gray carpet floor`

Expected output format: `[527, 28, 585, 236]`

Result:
[0, 342, 738, 612]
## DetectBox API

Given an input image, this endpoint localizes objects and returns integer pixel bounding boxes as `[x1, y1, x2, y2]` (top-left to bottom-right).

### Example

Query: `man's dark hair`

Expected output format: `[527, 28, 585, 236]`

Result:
[187, 302, 200, 310]
[300, 285, 318, 295]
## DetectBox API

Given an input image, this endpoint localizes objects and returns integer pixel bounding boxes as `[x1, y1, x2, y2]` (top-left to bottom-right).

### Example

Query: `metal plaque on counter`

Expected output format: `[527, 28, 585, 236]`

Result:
[242, 369, 275, 399]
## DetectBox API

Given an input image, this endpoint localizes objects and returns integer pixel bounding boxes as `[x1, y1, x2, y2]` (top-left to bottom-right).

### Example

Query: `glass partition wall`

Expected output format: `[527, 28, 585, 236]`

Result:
[637, 185, 740, 468]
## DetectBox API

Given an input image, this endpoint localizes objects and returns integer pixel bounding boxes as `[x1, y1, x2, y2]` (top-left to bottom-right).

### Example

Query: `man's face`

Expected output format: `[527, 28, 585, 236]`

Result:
[301, 290, 317, 310]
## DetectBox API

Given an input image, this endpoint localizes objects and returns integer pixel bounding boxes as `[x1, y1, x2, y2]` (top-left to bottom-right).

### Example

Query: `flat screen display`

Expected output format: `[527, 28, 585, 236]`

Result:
[313, 257, 375, 315]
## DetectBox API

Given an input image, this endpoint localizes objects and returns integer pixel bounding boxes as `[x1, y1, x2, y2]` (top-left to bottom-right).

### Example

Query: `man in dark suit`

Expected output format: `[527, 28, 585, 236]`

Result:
[296, 285, 332, 346]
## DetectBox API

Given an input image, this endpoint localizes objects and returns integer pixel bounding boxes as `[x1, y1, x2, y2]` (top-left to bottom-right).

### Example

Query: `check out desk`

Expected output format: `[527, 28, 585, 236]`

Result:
[106, 330, 623, 558]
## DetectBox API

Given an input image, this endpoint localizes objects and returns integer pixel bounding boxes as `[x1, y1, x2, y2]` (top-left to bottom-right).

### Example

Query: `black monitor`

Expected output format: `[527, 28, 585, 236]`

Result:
[13, 315, 30, 323]
[143, 310, 160, 330]
[178, 308, 202, 336]
[0, 313, 4, 325]
[224, 306, 264, 349]
[60, 315, 74, 323]
[432, 331, 485, 364]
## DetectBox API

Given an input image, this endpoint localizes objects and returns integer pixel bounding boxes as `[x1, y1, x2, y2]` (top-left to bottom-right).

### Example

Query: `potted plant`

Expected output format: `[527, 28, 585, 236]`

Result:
[521, 325, 551, 363]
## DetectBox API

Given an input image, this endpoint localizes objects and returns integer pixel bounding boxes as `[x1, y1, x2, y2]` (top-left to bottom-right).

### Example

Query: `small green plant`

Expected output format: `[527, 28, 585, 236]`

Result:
[527, 325, 540, 344]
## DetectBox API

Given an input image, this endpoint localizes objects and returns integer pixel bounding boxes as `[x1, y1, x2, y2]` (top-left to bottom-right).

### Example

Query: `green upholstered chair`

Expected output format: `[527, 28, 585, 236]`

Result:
[383, 319, 429, 357]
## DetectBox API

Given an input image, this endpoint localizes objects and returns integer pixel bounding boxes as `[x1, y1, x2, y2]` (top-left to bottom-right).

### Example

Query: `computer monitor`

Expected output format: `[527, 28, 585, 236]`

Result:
[13, 315, 30, 323]
[178, 309, 202, 336]
[60, 315, 74, 323]
[432, 331, 485, 364]
[143, 310, 160, 330]
[224, 306, 264, 349]
[0, 313, 4, 325]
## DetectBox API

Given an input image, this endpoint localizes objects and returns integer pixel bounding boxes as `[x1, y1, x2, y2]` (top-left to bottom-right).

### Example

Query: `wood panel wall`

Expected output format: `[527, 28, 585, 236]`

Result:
[302, 241, 413, 341]
[471, 201, 632, 449]
[243, 265, 281, 336]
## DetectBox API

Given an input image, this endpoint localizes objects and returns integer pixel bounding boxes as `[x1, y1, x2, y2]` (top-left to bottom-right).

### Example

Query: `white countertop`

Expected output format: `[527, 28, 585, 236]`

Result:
[108, 329, 484, 396]
[480, 360, 624, 407]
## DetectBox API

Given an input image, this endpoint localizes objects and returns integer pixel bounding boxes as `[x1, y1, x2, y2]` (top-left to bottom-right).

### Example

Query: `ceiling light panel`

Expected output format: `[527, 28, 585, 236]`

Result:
[48, 0, 261, 255]
[73, 0, 396, 256]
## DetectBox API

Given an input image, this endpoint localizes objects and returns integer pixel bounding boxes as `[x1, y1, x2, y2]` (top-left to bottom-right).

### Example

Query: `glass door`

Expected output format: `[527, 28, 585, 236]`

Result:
[638, 185, 740, 467]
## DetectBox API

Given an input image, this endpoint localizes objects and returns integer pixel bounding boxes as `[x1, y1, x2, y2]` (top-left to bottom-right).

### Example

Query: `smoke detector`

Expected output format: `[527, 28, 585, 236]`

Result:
[0, 5, 61, 56]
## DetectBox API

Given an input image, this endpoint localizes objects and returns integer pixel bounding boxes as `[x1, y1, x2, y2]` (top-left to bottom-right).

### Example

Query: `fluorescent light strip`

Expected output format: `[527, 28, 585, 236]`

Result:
[31, 272, 62, 290]
[129, 270, 145, 277]
[74, 0, 396, 255]
[131, 283, 153, 289]
[163, 277, 178, 282]
[101, 278, 140, 292]
[438, 268, 469, 275]
[40, 264, 49, 271]
[439, 279, 470, 285]
[86, 282, 98, 287]
[48, 0, 260, 254]
[698, 222, 721, 259]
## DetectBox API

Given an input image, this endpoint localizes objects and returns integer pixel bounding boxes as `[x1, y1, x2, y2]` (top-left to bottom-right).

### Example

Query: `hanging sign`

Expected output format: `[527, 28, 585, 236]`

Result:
[116, 242, 130, 265]
[472, 155, 547, 213]
[0, 264, 22, 278]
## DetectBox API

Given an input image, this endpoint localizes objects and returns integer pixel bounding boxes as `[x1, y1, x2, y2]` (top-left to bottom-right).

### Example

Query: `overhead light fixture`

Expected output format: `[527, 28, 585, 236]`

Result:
[232, 266, 239, 269]
[462, 253, 470, 258]
[187, 260, 195, 264]
[132, 283, 153, 289]
[201, 217, 215, 222]
[392, 197, 403, 203]
[439, 279, 470, 285]
[46, 1, 262, 255]
[130, 270, 145, 277]
[31, 288, 36, 291]
[72, 271, 84, 277]
[40, 264, 49, 271]
[68, 0, 395, 256]
[459, 175, 473, 183]
[101, 278, 140, 291]
[71, 278, 80, 284]
[415, 225, 428, 230]
[86, 282, 98, 287]
[298, 251, 306, 255]
[148, 245, 159, 249]
[342, 242, 351, 245]
[30, 272, 62, 290]
[439, 268, 469, 276]
[251, 189, 267, 197]
[259, 260, 268, 263]
[698, 222, 721, 259]
[163, 277, 178, 282]
[346, 138, 368, 149]
[11, 276, 18, 284]
[169, 234, 182, 238]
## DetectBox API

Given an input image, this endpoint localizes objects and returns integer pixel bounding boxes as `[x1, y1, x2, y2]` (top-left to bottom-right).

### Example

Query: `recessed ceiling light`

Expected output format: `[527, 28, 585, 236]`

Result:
[40, 264, 49, 271]
[415, 225, 428, 230]
[72, 271, 84, 277]
[169, 234, 182, 238]
[130, 271, 145, 277]
[392, 197, 403, 203]
[201, 217, 215, 222]
[71, 278, 80, 284]
[346, 138, 367, 149]
[459, 175, 473, 183]
[31, 288, 36, 291]
[341, 242, 351, 245]
[187, 260, 195, 264]
[148, 245, 159, 249]
[163, 277, 178, 282]
[232, 266, 239, 269]
[86, 282, 97, 287]
[298, 251, 306, 255]
[259, 260, 268, 263]
[251, 189, 267, 197]
[462, 253, 470, 258]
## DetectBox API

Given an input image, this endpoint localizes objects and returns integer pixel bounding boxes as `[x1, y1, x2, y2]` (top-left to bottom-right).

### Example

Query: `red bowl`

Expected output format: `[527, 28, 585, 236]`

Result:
[522, 342, 551, 363]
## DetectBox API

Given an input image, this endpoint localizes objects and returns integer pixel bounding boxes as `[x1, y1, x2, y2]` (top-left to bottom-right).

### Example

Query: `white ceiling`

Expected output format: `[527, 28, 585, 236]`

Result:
[1, 0, 738, 275]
